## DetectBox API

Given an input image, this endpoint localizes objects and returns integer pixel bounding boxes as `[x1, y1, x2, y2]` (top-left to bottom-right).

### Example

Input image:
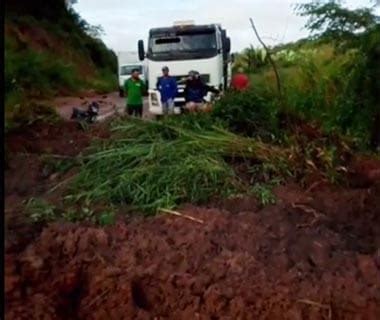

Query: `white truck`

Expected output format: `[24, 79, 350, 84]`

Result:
[137, 21, 233, 114]
[117, 51, 147, 97]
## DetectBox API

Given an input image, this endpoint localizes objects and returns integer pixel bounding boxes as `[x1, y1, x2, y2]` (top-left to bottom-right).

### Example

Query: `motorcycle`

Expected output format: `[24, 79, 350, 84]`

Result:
[71, 102, 100, 123]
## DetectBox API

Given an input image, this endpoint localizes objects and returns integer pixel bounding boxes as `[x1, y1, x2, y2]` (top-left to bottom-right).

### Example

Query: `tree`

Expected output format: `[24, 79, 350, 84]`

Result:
[296, 0, 380, 149]
[295, 0, 379, 41]
[5, 0, 69, 21]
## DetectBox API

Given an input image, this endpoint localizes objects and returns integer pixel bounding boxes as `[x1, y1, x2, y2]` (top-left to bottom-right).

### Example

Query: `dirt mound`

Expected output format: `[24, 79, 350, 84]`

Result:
[5, 184, 380, 319]
[6, 121, 110, 156]
[5, 120, 111, 253]
[5, 120, 110, 214]
[349, 157, 380, 188]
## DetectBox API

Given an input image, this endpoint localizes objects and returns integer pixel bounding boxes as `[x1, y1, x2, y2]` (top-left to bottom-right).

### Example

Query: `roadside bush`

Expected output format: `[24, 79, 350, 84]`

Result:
[279, 45, 377, 146]
[5, 39, 79, 131]
[5, 38, 79, 101]
[6, 102, 61, 132]
[84, 38, 117, 72]
[233, 46, 269, 73]
[89, 70, 117, 94]
[212, 90, 279, 139]
[293, 0, 380, 149]
[248, 43, 374, 145]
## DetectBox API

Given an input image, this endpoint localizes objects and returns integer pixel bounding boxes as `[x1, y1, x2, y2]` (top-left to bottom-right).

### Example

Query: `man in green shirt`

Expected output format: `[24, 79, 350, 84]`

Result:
[124, 68, 146, 117]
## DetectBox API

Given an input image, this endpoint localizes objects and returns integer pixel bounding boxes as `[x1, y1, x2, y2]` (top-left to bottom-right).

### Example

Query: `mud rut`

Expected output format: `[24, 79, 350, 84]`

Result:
[5, 121, 380, 320]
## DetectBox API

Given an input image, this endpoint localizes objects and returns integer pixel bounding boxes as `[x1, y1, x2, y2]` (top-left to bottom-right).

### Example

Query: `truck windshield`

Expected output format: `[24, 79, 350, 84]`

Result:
[148, 29, 218, 61]
[120, 65, 143, 75]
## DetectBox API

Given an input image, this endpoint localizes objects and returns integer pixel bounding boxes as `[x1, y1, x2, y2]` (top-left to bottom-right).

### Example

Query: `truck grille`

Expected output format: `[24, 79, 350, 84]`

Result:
[156, 74, 210, 107]
[157, 74, 210, 86]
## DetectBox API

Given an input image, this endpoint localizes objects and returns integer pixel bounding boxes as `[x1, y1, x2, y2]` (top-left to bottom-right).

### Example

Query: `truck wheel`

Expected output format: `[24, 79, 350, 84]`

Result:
[119, 89, 124, 97]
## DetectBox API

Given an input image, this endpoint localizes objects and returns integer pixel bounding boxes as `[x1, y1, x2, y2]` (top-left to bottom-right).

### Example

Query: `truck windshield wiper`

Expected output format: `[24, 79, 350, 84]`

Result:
[153, 51, 178, 57]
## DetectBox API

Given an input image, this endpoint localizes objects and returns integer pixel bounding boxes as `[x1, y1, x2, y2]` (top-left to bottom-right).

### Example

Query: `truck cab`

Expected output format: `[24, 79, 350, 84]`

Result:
[138, 22, 232, 114]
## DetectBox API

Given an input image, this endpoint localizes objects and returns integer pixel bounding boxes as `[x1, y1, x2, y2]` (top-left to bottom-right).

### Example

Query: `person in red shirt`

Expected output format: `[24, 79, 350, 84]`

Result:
[231, 68, 250, 91]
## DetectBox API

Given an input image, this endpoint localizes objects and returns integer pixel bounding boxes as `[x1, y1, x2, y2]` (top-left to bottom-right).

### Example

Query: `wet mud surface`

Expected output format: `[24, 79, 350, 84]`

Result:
[5, 121, 380, 319]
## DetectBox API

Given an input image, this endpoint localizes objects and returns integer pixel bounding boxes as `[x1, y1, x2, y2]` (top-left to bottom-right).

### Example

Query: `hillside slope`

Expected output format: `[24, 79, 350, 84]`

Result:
[5, 0, 117, 114]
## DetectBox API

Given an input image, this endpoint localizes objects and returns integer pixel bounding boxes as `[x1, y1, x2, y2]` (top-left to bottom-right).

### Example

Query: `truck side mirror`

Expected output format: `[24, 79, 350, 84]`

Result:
[138, 40, 145, 61]
[225, 37, 231, 53]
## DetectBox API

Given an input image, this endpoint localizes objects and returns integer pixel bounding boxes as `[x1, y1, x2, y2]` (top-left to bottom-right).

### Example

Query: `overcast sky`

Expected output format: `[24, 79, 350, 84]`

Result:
[73, 0, 378, 53]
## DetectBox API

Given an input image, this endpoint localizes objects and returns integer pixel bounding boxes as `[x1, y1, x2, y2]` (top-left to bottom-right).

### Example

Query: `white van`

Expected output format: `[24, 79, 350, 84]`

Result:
[117, 52, 147, 97]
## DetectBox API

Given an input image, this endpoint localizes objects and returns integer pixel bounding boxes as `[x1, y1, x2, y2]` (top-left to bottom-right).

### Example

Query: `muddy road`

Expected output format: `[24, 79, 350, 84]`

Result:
[44, 91, 152, 121]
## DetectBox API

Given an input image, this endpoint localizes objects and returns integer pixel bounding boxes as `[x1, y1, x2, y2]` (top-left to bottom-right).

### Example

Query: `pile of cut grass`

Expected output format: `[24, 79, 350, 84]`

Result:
[68, 117, 288, 214]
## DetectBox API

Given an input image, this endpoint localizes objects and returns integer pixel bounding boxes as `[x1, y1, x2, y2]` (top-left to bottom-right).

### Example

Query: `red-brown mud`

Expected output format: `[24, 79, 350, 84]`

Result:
[5, 121, 110, 252]
[5, 121, 380, 319]
[5, 182, 380, 319]
[6, 121, 110, 156]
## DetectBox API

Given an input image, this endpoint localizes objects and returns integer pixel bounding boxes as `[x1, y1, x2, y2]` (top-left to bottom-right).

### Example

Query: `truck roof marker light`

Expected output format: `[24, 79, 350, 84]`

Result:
[173, 20, 195, 26]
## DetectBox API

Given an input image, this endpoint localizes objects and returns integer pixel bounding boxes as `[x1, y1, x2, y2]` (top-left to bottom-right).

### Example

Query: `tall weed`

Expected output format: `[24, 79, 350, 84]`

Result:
[212, 90, 279, 139]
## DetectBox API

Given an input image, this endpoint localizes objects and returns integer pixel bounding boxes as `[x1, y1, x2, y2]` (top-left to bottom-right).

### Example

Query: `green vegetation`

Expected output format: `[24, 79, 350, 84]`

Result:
[5, 102, 61, 133]
[5, 38, 78, 101]
[25, 198, 57, 223]
[236, 1, 379, 149]
[66, 118, 287, 214]
[62, 109, 349, 214]
[245, 43, 377, 146]
[25, 197, 117, 225]
[251, 183, 277, 206]
[212, 90, 278, 138]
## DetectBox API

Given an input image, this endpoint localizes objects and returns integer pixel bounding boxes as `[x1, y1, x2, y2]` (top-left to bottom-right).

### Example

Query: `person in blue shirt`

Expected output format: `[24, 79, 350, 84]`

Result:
[156, 66, 178, 115]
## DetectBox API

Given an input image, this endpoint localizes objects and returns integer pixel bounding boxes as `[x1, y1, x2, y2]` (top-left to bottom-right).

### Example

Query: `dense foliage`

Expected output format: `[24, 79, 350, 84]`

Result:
[296, 0, 378, 41]
[296, 0, 380, 149]
[237, 1, 380, 149]
[212, 90, 278, 139]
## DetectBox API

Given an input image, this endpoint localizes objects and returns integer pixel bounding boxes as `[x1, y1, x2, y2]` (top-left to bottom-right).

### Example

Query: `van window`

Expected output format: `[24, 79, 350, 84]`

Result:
[120, 65, 143, 75]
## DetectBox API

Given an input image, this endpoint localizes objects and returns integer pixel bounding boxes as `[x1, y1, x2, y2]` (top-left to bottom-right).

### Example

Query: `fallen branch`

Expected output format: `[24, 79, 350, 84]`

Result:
[249, 18, 283, 101]
[305, 180, 328, 193]
[159, 208, 204, 224]
[297, 299, 332, 319]
[82, 288, 111, 310]
[41, 154, 76, 160]
[296, 218, 319, 229]
[291, 203, 323, 219]
[48, 175, 75, 193]
[291, 203, 325, 228]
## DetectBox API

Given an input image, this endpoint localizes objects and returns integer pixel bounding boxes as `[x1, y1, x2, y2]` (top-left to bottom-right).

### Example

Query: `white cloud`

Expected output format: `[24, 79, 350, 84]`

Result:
[73, 0, 378, 52]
